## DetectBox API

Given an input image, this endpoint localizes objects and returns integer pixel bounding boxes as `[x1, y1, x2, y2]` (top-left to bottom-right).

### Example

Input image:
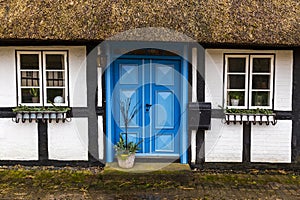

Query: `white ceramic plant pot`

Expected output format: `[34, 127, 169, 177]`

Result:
[37, 113, 43, 119]
[231, 99, 239, 106]
[23, 113, 30, 119]
[57, 113, 64, 119]
[117, 154, 136, 169]
[50, 113, 57, 119]
[16, 113, 22, 119]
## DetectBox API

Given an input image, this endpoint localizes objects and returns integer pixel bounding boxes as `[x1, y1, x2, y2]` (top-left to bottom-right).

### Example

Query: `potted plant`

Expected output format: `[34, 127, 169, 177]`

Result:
[229, 91, 241, 106]
[114, 98, 141, 169]
[30, 88, 39, 103]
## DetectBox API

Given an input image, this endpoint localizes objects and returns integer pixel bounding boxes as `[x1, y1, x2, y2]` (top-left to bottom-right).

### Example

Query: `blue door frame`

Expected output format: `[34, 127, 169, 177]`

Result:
[105, 53, 189, 164]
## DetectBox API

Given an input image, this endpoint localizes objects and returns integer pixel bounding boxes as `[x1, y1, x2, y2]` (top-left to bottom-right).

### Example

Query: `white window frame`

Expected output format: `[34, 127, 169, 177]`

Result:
[224, 55, 249, 109]
[249, 55, 274, 109]
[43, 51, 68, 107]
[224, 54, 274, 110]
[17, 51, 68, 106]
[17, 51, 43, 106]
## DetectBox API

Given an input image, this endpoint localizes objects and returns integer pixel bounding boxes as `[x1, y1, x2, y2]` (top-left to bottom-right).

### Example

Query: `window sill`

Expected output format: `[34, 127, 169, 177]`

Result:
[225, 113, 277, 125]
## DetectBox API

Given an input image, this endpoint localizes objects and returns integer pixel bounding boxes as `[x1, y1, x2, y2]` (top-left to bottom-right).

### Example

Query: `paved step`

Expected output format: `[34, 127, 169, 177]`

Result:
[104, 162, 191, 174]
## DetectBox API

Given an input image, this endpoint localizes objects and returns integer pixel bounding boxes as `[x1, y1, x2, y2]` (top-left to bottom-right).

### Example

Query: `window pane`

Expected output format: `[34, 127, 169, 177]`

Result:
[228, 75, 245, 89]
[47, 88, 65, 103]
[228, 58, 246, 73]
[252, 91, 269, 106]
[252, 75, 270, 89]
[253, 58, 271, 72]
[46, 71, 65, 87]
[227, 91, 245, 106]
[20, 54, 39, 70]
[46, 54, 65, 70]
[21, 71, 39, 86]
[21, 88, 40, 103]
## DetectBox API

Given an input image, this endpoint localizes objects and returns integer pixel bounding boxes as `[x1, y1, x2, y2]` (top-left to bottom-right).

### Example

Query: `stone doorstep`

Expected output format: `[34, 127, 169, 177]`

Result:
[104, 162, 191, 173]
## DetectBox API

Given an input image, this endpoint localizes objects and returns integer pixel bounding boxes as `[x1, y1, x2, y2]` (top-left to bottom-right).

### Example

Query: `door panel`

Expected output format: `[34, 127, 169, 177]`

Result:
[155, 91, 174, 129]
[113, 59, 181, 156]
[150, 60, 181, 154]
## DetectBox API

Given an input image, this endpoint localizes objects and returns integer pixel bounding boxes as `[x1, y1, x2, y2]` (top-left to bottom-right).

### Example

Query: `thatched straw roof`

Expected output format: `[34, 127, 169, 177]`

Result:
[0, 0, 299, 46]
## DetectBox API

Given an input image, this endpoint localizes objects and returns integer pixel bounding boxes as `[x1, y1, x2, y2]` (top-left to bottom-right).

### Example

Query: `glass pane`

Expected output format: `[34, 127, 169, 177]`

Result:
[252, 75, 270, 89]
[253, 58, 271, 72]
[227, 91, 245, 106]
[47, 88, 65, 104]
[20, 54, 39, 70]
[46, 54, 65, 70]
[21, 71, 39, 86]
[46, 71, 65, 87]
[228, 58, 246, 73]
[228, 75, 245, 89]
[21, 88, 40, 103]
[252, 91, 269, 106]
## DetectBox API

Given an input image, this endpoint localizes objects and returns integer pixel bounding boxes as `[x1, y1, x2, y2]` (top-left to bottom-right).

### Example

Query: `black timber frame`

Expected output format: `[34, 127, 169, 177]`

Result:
[0, 40, 299, 170]
[0, 41, 104, 167]
[192, 46, 298, 170]
[292, 48, 300, 163]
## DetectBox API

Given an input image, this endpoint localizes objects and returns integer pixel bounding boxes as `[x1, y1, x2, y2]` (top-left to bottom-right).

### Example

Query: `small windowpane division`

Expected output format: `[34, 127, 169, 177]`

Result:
[46, 54, 65, 70]
[251, 91, 270, 107]
[226, 57, 247, 108]
[252, 58, 270, 73]
[227, 58, 246, 73]
[20, 54, 39, 70]
[46, 88, 65, 103]
[46, 71, 65, 87]
[21, 88, 40, 103]
[21, 71, 39, 87]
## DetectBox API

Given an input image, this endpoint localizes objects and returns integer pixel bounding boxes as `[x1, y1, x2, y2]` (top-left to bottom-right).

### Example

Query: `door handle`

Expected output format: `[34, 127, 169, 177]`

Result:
[145, 104, 152, 111]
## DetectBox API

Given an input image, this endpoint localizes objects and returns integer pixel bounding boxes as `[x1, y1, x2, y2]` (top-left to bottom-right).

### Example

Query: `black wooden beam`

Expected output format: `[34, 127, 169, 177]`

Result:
[38, 120, 48, 161]
[292, 48, 300, 163]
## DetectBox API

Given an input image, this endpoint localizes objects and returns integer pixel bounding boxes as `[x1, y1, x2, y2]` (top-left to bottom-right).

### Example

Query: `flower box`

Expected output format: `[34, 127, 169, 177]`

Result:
[12, 105, 71, 123]
[225, 113, 277, 125]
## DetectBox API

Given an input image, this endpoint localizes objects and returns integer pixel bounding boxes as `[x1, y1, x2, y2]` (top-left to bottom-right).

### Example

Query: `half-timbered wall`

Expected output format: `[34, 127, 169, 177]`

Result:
[0, 46, 93, 162]
[205, 49, 293, 163]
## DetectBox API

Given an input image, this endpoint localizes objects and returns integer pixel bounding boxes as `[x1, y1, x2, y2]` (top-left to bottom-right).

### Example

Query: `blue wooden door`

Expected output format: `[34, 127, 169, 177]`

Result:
[112, 58, 181, 157]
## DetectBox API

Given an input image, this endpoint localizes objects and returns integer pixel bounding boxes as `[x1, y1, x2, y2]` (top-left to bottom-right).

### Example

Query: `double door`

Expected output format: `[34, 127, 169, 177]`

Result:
[112, 58, 182, 156]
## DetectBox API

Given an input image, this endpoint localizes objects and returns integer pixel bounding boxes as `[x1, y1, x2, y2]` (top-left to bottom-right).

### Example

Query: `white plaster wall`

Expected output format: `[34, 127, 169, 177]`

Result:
[251, 121, 292, 163]
[205, 49, 293, 110]
[0, 119, 38, 160]
[98, 116, 104, 160]
[274, 51, 293, 111]
[48, 118, 88, 160]
[205, 119, 243, 162]
[205, 50, 224, 109]
[0, 47, 17, 107]
[69, 46, 87, 107]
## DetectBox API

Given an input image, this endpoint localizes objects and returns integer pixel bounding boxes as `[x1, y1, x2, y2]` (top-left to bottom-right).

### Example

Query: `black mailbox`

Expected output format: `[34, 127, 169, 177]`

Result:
[188, 102, 211, 130]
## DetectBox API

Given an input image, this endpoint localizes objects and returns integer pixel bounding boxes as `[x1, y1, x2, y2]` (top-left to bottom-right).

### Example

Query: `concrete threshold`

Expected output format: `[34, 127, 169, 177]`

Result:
[104, 162, 191, 174]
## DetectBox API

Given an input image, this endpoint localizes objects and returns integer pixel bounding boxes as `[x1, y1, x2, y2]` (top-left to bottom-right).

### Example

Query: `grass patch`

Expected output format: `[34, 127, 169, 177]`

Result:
[0, 166, 300, 197]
